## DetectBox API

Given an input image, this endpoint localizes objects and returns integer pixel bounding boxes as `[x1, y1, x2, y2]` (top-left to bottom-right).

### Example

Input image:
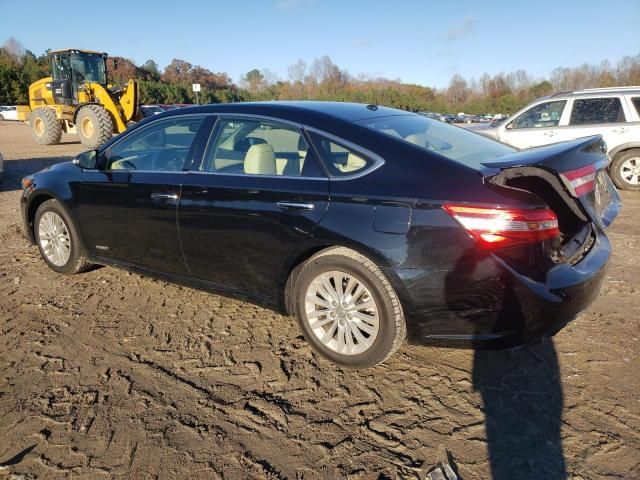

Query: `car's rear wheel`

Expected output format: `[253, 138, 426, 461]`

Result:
[34, 199, 93, 274]
[610, 149, 640, 191]
[291, 247, 406, 368]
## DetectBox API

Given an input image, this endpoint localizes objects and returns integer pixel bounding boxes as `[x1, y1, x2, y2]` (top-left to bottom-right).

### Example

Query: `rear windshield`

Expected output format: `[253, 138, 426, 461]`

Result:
[355, 115, 514, 167]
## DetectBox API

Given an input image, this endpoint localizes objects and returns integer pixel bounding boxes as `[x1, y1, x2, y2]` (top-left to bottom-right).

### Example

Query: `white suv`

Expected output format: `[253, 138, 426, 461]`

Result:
[479, 87, 640, 190]
[0, 106, 18, 121]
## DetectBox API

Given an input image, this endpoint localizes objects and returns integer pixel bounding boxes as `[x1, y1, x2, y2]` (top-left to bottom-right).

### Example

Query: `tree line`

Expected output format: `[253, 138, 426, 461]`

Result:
[1, 37, 638, 115]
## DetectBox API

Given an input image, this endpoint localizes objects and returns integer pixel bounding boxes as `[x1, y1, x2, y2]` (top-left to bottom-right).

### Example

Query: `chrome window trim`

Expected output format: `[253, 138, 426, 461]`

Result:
[94, 170, 191, 174]
[102, 111, 386, 180]
[184, 171, 330, 181]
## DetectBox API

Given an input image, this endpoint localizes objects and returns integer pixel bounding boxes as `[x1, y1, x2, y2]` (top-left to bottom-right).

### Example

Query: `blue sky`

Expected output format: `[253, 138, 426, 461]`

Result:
[1, 0, 638, 88]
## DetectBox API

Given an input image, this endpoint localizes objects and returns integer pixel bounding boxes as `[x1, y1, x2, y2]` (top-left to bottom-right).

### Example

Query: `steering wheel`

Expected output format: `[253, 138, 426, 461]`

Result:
[151, 150, 183, 171]
[111, 159, 136, 170]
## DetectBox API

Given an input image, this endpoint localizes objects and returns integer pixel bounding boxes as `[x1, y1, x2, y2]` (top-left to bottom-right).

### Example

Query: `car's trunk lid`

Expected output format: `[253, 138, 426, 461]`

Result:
[483, 135, 621, 230]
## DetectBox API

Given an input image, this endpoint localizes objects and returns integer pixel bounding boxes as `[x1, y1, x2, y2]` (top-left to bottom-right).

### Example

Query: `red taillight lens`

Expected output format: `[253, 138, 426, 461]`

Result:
[560, 164, 597, 197]
[443, 204, 560, 250]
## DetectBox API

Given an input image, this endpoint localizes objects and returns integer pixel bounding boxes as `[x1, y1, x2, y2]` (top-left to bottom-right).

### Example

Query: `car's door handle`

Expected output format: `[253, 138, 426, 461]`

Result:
[150, 192, 179, 201]
[544, 131, 557, 137]
[276, 201, 314, 211]
[612, 127, 627, 133]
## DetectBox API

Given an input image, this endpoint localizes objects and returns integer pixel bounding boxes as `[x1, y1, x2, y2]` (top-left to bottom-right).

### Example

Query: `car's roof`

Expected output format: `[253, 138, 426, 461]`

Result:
[549, 86, 640, 99]
[160, 101, 414, 125]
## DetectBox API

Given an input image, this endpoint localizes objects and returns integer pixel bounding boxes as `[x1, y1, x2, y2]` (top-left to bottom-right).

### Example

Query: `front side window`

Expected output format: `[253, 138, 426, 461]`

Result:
[508, 100, 566, 129]
[355, 115, 513, 168]
[203, 118, 324, 177]
[570, 97, 626, 125]
[70, 53, 107, 85]
[106, 116, 205, 171]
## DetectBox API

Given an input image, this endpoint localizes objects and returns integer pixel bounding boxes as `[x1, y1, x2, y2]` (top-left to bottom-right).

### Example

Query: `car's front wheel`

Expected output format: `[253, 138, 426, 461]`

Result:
[291, 247, 406, 368]
[34, 199, 93, 274]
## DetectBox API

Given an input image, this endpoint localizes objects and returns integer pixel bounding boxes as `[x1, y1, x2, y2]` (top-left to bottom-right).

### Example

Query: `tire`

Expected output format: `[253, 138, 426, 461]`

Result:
[76, 104, 114, 149]
[0, 114, 5, 121]
[290, 247, 406, 369]
[34, 199, 93, 275]
[610, 150, 640, 191]
[30, 108, 62, 145]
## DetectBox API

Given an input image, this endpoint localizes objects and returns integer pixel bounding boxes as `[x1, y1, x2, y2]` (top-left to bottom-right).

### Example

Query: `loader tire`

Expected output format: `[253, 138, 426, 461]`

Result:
[76, 104, 114, 149]
[31, 108, 62, 145]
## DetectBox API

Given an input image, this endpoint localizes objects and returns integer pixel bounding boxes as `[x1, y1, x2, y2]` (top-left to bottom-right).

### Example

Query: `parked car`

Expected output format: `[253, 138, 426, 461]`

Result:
[0, 106, 18, 121]
[139, 105, 165, 118]
[418, 111, 443, 121]
[478, 87, 640, 190]
[20, 102, 620, 368]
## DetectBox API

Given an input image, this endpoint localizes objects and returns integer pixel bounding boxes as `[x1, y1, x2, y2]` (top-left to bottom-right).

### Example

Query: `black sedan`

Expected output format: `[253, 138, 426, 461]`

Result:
[20, 102, 621, 368]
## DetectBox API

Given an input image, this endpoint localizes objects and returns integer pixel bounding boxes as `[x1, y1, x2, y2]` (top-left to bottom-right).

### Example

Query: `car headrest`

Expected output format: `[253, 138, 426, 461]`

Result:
[404, 133, 427, 148]
[298, 136, 308, 158]
[244, 143, 276, 175]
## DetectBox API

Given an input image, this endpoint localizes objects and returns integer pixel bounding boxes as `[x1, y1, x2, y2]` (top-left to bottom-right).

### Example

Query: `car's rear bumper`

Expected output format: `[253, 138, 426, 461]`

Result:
[385, 226, 611, 349]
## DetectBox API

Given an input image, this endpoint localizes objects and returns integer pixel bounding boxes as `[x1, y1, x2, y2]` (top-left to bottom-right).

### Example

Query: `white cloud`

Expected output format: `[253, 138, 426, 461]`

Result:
[275, 0, 313, 10]
[446, 15, 474, 42]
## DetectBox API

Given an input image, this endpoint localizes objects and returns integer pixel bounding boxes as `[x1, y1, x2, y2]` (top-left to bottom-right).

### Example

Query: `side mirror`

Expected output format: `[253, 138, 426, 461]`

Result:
[113, 59, 119, 70]
[73, 150, 98, 169]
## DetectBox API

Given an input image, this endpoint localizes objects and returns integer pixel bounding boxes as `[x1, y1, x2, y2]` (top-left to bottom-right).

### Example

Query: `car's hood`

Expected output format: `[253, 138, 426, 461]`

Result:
[476, 127, 499, 139]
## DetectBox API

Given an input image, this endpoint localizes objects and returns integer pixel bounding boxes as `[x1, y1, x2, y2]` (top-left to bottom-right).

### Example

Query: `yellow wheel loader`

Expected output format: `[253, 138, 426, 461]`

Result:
[17, 49, 140, 149]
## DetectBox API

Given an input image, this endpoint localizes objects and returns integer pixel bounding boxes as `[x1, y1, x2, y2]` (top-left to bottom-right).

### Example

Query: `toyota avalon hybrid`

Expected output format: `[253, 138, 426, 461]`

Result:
[20, 102, 621, 368]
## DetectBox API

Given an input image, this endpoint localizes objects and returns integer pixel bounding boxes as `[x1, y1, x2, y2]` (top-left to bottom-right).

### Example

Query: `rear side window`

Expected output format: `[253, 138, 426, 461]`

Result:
[307, 132, 373, 177]
[203, 118, 324, 177]
[509, 100, 566, 129]
[631, 97, 640, 117]
[355, 115, 513, 168]
[570, 97, 626, 125]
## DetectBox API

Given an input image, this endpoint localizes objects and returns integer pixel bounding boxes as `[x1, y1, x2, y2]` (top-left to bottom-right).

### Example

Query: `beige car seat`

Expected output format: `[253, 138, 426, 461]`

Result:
[337, 152, 367, 173]
[244, 143, 277, 175]
[404, 133, 428, 148]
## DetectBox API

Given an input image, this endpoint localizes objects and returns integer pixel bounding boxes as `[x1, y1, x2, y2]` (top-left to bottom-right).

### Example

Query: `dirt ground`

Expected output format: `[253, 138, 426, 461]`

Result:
[0, 121, 638, 479]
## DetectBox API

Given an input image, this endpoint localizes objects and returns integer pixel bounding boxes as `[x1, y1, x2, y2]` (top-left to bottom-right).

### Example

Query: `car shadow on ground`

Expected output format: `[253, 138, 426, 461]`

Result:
[472, 341, 565, 479]
[0, 156, 74, 192]
[445, 249, 567, 479]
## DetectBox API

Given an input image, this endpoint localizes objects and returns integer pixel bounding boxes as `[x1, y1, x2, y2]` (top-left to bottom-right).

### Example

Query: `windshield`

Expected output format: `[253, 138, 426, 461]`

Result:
[355, 115, 515, 167]
[69, 53, 107, 85]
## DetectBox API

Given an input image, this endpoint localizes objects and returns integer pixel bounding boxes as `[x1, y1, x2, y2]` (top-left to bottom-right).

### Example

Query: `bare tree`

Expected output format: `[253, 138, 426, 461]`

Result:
[288, 59, 307, 98]
[447, 74, 469, 106]
[2, 37, 25, 61]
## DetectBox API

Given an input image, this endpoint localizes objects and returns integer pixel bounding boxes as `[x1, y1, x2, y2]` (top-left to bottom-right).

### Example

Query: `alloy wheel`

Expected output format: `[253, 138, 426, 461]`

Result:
[38, 211, 71, 266]
[304, 270, 380, 355]
[620, 157, 640, 185]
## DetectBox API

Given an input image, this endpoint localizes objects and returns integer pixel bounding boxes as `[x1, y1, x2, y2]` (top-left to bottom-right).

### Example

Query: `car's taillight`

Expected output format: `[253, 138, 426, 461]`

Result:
[443, 204, 560, 250]
[560, 164, 597, 197]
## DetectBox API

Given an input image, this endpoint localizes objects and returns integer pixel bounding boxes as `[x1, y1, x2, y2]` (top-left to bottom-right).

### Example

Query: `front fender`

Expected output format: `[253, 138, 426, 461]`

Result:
[21, 162, 84, 244]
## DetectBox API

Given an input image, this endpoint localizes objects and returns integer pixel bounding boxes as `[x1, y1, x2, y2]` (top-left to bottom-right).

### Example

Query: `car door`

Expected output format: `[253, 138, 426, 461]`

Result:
[499, 99, 569, 148]
[74, 114, 211, 275]
[178, 116, 330, 301]
[562, 96, 630, 150]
